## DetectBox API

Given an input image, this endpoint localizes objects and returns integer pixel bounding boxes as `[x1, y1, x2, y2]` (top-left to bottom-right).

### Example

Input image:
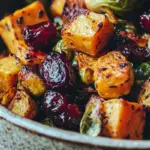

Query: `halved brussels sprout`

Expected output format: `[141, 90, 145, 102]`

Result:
[80, 95, 103, 136]
[134, 62, 150, 85]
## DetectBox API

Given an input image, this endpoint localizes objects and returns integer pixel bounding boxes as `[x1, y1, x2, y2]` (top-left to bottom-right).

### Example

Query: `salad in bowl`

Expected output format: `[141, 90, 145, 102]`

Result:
[0, 0, 150, 141]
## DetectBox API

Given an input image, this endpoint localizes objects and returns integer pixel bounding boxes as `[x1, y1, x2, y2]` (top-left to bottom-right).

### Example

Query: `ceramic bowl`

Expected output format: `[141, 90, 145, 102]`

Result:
[1, 1, 150, 150]
[0, 105, 150, 150]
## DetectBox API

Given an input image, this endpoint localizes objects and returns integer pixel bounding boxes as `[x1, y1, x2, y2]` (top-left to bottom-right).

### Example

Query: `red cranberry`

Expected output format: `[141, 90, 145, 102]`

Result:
[42, 90, 68, 116]
[23, 21, 57, 49]
[67, 104, 81, 118]
[40, 52, 73, 89]
[65, 104, 82, 131]
[63, 0, 85, 22]
[52, 104, 82, 131]
[119, 43, 150, 62]
[140, 10, 150, 32]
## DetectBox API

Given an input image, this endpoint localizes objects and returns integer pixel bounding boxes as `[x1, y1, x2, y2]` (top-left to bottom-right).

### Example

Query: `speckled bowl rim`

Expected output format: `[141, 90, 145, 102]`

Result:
[0, 105, 150, 149]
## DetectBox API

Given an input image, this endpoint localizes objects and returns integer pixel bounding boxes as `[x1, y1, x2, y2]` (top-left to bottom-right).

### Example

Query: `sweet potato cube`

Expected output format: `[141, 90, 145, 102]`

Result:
[101, 99, 146, 139]
[62, 11, 114, 56]
[0, 55, 22, 92]
[0, 1, 48, 65]
[76, 52, 97, 70]
[0, 88, 16, 106]
[18, 66, 46, 97]
[8, 90, 38, 119]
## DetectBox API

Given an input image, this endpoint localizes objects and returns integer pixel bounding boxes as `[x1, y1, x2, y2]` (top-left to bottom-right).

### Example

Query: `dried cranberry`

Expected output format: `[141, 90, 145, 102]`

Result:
[67, 104, 81, 118]
[65, 104, 82, 131]
[40, 52, 74, 89]
[52, 104, 82, 131]
[140, 10, 150, 32]
[63, 0, 85, 22]
[112, 31, 150, 62]
[119, 43, 150, 62]
[42, 90, 68, 116]
[23, 21, 57, 50]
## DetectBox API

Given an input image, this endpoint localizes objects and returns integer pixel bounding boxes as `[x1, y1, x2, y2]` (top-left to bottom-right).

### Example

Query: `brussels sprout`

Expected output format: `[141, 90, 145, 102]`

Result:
[134, 62, 150, 85]
[41, 118, 54, 127]
[85, 0, 146, 18]
[53, 40, 72, 60]
[80, 95, 103, 136]
[79, 68, 94, 85]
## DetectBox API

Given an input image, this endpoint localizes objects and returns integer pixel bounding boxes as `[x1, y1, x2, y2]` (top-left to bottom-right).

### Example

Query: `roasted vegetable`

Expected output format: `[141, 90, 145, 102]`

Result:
[53, 40, 72, 60]
[76, 52, 97, 70]
[0, 1, 48, 65]
[0, 55, 22, 93]
[138, 78, 150, 106]
[0, 88, 16, 106]
[62, 10, 114, 56]
[134, 62, 150, 85]
[94, 51, 134, 99]
[80, 95, 103, 136]
[76, 52, 97, 84]
[101, 99, 146, 139]
[8, 90, 38, 119]
[85, 0, 146, 18]
[18, 66, 46, 97]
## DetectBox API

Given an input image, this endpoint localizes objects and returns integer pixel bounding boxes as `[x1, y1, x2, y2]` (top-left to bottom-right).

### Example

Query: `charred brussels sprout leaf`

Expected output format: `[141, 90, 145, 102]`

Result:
[85, 0, 146, 18]
[80, 95, 103, 136]
[53, 40, 72, 60]
[134, 62, 150, 85]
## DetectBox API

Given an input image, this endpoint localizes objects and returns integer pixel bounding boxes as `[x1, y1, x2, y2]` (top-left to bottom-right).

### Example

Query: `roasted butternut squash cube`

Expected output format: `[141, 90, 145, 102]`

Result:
[138, 78, 150, 106]
[94, 51, 134, 99]
[101, 99, 146, 139]
[0, 55, 22, 92]
[8, 90, 38, 119]
[0, 1, 48, 65]
[0, 88, 16, 106]
[62, 11, 114, 56]
[76, 52, 97, 70]
[18, 66, 46, 97]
